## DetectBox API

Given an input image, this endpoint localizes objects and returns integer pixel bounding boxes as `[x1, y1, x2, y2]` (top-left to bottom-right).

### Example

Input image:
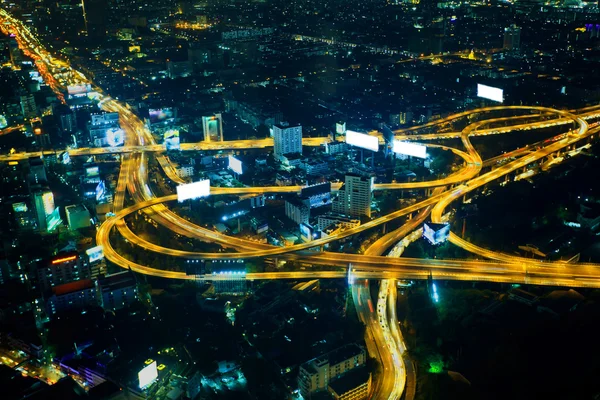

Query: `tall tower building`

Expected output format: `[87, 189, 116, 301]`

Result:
[332, 174, 373, 218]
[8, 38, 22, 69]
[82, 0, 108, 37]
[503, 25, 521, 51]
[32, 187, 58, 232]
[273, 123, 302, 161]
[20, 94, 37, 120]
[202, 114, 224, 142]
[28, 157, 47, 185]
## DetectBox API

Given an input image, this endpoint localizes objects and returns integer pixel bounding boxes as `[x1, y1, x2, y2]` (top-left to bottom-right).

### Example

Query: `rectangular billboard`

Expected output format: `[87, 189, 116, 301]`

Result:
[138, 361, 158, 389]
[106, 128, 124, 147]
[12, 202, 28, 213]
[148, 108, 175, 124]
[392, 140, 427, 159]
[423, 223, 450, 245]
[96, 180, 106, 201]
[300, 223, 314, 243]
[67, 83, 92, 95]
[477, 84, 504, 103]
[345, 130, 379, 152]
[228, 155, 243, 175]
[86, 246, 104, 263]
[177, 179, 210, 202]
[164, 129, 180, 150]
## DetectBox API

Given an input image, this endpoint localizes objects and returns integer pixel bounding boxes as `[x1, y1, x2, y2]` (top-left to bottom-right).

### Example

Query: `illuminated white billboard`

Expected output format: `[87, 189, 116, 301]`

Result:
[228, 155, 243, 175]
[138, 361, 158, 389]
[164, 129, 180, 150]
[392, 140, 427, 159]
[86, 246, 104, 263]
[106, 128, 124, 147]
[477, 84, 504, 103]
[345, 130, 379, 152]
[423, 223, 450, 245]
[176, 179, 210, 202]
[67, 83, 92, 95]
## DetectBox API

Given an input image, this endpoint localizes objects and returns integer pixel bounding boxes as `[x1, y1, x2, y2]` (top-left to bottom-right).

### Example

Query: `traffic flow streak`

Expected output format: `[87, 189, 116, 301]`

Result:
[98, 106, 591, 261]
[2, 106, 598, 163]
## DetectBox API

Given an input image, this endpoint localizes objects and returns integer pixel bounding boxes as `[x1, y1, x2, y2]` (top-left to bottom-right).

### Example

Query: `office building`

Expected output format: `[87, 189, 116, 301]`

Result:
[202, 114, 224, 142]
[98, 271, 138, 311]
[59, 112, 77, 133]
[167, 60, 192, 79]
[65, 204, 92, 230]
[332, 174, 373, 218]
[317, 213, 361, 232]
[326, 141, 349, 155]
[328, 367, 372, 400]
[20, 94, 37, 119]
[46, 279, 98, 316]
[273, 123, 302, 161]
[503, 25, 521, 51]
[219, 195, 265, 221]
[28, 157, 47, 185]
[37, 253, 97, 293]
[88, 112, 121, 147]
[285, 198, 310, 225]
[32, 187, 60, 232]
[301, 182, 332, 208]
[298, 343, 367, 399]
[82, 0, 108, 37]
[8, 38, 22, 68]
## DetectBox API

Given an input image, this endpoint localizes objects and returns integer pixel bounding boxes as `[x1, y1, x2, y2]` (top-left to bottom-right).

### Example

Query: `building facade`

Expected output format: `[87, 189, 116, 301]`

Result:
[332, 174, 373, 218]
[202, 114, 224, 142]
[273, 123, 302, 160]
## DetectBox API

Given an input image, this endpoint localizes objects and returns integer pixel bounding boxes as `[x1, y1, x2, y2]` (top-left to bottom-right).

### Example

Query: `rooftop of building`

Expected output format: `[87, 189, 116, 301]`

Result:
[286, 197, 310, 208]
[99, 271, 136, 292]
[274, 122, 301, 129]
[328, 343, 364, 366]
[41, 252, 79, 269]
[53, 279, 94, 296]
[425, 222, 450, 230]
[328, 366, 370, 396]
[65, 204, 88, 213]
[319, 212, 360, 223]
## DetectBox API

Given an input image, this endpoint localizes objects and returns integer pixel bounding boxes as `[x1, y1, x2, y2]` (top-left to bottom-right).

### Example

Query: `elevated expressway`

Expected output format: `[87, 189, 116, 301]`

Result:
[6, 7, 600, 400]
[96, 105, 600, 288]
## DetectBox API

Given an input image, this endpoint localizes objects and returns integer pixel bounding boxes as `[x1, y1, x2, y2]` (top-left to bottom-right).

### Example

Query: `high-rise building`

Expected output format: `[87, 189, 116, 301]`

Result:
[503, 25, 521, 51]
[285, 198, 310, 225]
[28, 157, 47, 185]
[8, 38, 22, 68]
[59, 112, 77, 133]
[202, 114, 224, 142]
[46, 279, 98, 316]
[82, 0, 108, 37]
[32, 187, 60, 232]
[65, 204, 92, 230]
[332, 174, 374, 218]
[273, 123, 302, 161]
[37, 253, 100, 293]
[19, 94, 37, 119]
[98, 271, 138, 311]
[88, 112, 122, 147]
[298, 344, 367, 399]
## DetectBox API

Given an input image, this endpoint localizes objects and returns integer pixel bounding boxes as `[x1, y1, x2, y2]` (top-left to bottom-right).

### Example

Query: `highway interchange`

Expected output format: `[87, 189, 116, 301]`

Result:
[4, 7, 600, 400]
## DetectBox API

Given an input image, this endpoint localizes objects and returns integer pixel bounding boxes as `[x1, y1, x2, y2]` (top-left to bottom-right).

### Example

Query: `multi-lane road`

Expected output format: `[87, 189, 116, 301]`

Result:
[5, 8, 600, 400]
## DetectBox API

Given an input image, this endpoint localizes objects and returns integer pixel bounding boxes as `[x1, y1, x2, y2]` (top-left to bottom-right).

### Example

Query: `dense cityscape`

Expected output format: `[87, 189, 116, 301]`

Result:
[0, 0, 599, 399]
